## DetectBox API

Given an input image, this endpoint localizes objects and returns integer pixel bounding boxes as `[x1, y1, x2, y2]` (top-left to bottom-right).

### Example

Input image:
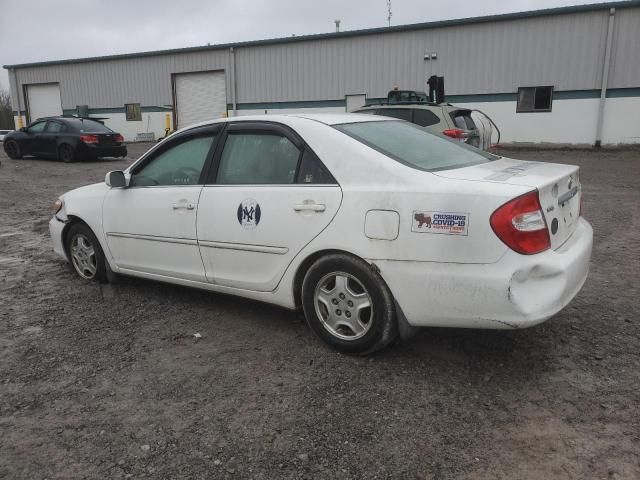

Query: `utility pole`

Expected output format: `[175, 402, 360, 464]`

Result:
[387, 0, 392, 27]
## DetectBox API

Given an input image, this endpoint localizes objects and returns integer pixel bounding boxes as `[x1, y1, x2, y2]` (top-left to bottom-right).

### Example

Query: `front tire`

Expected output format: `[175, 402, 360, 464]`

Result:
[4, 140, 22, 159]
[66, 223, 108, 283]
[301, 254, 398, 355]
[58, 144, 76, 163]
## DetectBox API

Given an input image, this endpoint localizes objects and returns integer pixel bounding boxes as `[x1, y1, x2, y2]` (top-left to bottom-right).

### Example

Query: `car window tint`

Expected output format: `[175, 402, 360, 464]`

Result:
[59, 118, 114, 133]
[378, 108, 412, 121]
[130, 134, 215, 187]
[217, 133, 300, 185]
[27, 121, 47, 133]
[75, 119, 114, 133]
[335, 120, 496, 172]
[297, 150, 336, 184]
[413, 109, 441, 127]
[45, 122, 65, 133]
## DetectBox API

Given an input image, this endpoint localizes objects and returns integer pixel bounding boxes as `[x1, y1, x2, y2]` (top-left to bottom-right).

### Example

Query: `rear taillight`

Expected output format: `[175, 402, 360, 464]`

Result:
[490, 190, 550, 255]
[79, 134, 99, 144]
[443, 128, 469, 140]
[115, 134, 124, 143]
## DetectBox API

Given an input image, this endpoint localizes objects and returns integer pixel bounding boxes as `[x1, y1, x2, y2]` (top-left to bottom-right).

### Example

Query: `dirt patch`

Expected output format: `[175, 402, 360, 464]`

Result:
[0, 144, 639, 479]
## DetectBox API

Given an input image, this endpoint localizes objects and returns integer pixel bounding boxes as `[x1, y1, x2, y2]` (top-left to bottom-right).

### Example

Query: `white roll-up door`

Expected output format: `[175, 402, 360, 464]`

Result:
[175, 71, 227, 129]
[26, 83, 63, 122]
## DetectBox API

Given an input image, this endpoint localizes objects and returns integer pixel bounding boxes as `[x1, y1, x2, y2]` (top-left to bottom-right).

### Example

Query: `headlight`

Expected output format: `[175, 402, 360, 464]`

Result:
[53, 198, 63, 214]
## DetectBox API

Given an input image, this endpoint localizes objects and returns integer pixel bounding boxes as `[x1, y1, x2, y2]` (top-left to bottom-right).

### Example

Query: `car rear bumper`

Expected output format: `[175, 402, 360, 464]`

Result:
[49, 216, 68, 261]
[77, 143, 127, 158]
[376, 217, 593, 329]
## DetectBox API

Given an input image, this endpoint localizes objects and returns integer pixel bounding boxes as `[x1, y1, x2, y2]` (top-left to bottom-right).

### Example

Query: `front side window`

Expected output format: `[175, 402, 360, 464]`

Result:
[335, 120, 496, 172]
[217, 133, 301, 185]
[130, 133, 216, 187]
[517, 86, 553, 112]
[27, 121, 47, 133]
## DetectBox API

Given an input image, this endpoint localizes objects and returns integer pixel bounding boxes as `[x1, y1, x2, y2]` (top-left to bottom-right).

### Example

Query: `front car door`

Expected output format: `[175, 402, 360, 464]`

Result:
[102, 125, 220, 281]
[22, 120, 48, 155]
[197, 122, 342, 291]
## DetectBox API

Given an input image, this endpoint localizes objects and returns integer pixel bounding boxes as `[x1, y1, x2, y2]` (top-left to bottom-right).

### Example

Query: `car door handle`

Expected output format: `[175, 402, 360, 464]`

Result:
[172, 202, 195, 210]
[294, 203, 326, 212]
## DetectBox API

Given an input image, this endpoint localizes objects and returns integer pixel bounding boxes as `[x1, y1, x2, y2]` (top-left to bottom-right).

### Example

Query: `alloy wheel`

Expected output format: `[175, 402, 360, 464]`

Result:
[313, 271, 373, 340]
[70, 233, 97, 279]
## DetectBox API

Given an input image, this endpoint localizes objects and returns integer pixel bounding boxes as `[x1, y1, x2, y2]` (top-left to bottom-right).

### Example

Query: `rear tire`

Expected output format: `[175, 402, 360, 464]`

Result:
[301, 254, 398, 355]
[58, 144, 76, 163]
[65, 223, 108, 283]
[4, 140, 22, 159]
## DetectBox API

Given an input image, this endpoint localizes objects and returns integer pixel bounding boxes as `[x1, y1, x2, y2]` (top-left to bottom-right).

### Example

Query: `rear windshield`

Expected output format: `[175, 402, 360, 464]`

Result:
[64, 118, 114, 133]
[451, 110, 477, 130]
[334, 120, 496, 172]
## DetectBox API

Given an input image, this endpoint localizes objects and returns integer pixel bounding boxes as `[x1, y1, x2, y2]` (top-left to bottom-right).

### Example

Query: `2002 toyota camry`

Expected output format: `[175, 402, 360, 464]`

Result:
[49, 114, 593, 354]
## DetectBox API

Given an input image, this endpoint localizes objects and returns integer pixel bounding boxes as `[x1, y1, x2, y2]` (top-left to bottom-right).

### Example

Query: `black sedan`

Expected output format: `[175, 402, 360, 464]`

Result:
[3, 117, 127, 162]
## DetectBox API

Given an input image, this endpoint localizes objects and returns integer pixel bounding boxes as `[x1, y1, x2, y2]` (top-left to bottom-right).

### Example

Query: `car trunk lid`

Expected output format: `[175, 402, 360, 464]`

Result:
[434, 158, 581, 250]
[93, 133, 122, 146]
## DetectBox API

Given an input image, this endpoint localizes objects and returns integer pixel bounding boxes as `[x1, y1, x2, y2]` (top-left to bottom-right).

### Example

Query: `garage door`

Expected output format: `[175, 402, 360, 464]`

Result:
[26, 83, 63, 122]
[175, 71, 227, 129]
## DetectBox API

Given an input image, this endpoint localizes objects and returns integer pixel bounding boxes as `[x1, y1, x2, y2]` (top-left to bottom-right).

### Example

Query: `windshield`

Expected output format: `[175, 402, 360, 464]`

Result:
[335, 120, 497, 172]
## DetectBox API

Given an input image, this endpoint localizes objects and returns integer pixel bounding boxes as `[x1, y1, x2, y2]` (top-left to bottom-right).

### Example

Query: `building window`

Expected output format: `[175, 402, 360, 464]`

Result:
[125, 103, 142, 121]
[517, 86, 553, 113]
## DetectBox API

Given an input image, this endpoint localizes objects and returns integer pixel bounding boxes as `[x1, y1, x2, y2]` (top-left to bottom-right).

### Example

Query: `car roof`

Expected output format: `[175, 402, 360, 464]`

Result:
[181, 113, 390, 132]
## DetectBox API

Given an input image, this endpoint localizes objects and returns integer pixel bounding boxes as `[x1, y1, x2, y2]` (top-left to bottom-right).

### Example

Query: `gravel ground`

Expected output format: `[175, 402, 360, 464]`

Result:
[0, 143, 639, 479]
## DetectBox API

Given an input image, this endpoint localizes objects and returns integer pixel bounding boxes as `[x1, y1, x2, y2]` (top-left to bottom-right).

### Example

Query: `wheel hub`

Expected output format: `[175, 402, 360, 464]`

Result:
[70, 234, 97, 279]
[314, 272, 373, 341]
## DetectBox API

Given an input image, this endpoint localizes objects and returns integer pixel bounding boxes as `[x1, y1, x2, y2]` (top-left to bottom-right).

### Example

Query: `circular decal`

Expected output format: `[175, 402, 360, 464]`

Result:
[237, 199, 261, 229]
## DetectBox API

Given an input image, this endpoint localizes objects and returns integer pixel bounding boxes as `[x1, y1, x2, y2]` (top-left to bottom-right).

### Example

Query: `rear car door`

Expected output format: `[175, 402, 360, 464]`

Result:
[197, 122, 342, 291]
[42, 120, 66, 156]
[102, 125, 220, 281]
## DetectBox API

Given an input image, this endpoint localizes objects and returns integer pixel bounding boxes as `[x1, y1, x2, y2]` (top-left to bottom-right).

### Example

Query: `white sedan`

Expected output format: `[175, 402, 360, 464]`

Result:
[49, 114, 592, 354]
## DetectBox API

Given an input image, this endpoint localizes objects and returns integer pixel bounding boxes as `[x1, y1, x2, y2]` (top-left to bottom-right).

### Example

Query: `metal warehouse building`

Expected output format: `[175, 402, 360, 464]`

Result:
[4, 1, 640, 145]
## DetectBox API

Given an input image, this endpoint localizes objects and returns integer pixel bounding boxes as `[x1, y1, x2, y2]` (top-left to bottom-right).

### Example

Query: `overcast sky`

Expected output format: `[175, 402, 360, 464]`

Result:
[0, 0, 618, 94]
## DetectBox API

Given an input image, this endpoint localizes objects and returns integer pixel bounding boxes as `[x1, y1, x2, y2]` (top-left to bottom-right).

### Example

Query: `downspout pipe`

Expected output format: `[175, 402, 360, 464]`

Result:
[595, 7, 615, 148]
[12, 68, 24, 129]
[230, 47, 237, 117]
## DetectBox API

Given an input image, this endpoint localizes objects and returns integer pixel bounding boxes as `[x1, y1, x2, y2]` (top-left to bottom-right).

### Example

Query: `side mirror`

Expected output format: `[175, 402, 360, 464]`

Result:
[105, 170, 128, 188]
[20, 127, 27, 133]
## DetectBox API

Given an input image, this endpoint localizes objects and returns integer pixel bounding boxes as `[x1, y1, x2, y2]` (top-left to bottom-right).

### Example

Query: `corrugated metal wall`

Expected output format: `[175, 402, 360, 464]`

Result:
[8, 5, 640, 111]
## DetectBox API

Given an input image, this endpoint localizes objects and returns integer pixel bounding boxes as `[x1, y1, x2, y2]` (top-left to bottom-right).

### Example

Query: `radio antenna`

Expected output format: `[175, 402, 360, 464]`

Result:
[387, 0, 392, 27]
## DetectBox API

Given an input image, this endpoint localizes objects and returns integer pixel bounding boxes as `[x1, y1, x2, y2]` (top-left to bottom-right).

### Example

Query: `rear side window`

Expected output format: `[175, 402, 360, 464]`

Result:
[297, 150, 336, 184]
[413, 109, 441, 127]
[217, 133, 301, 185]
[378, 108, 412, 122]
[335, 120, 495, 172]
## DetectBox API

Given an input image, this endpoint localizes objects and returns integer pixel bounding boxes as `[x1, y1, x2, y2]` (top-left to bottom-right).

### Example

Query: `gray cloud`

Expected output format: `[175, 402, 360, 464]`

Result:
[0, 0, 615, 93]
